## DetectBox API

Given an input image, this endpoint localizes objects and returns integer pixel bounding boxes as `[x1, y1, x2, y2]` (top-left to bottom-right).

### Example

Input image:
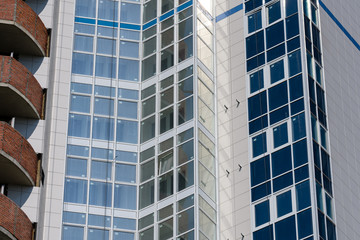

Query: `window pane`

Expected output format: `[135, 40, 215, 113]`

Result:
[139, 180, 155, 209]
[88, 229, 109, 240]
[95, 86, 115, 97]
[177, 207, 194, 234]
[277, 190, 292, 217]
[94, 98, 114, 116]
[64, 178, 87, 204]
[118, 59, 139, 81]
[266, 21, 284, 49]
[120, 41, 139, 58]
[92, 147, 113, 160]
[98, 0, 118, 20]
[296, 180, 311, 210]
[140, 159, 154, 182]
[178, 161, 194, 191]
[289, 74, 303, 101]
[292, 113, 306, 141]
[119, 88, 138, 100]
[75, 0, 96, 18]
[179, 17, 193, 40]
[199, 164, 216, 200]
[141, 116, 155, 143]
[113, 232, 134, 240]
[68, 114, 91, 138]
[297, 209, 313, 239]
[178, 140, 194, 165]
[252, 132, 267, 158]
[97, 26, 117, 37]
[142, 55, 157, 80]
[269, 81, 288, 111]
[71, 82, 92, 94]
[70, 95, 90, 114]
[74, 35, 93, 52]
[116, 120, 138, 144]
[139, 227, 154, 240]
[72, 53, 93, 76]
[246, 31, 264, 59]
[115, 164, 136, 183]
[97, 38, 116, 55]
[273, 123, 288, 148]
[268, 1, 281, 24]
[270, 60, 284, 84]
[253, 225, 273, 240]
[114, 184, 136, 209]
[92, 117, 114, 140]
[63, 212, 86, 224]
[143, 0, 157, 23]
[118, 101, 137, 119]
[158, 151, 173, 175]
[95, 56, 116, 78]
[288, 50, 302, 77]
[286, 14, 299, 39]
[161, 46, 174, 71]
[250, 69, 264, 93]
[293, 139, 308, 167]
[275, 216, 296, 240]
[160, 107, 174, 134]
[178, 36, 193, 62]
[89, 181, 112, 207]
[121, 3, 140, 24]
[161, 28, 174, 48]
[285, 0, 298, 17]
[255, 200, 270, 226]
[178, 76, 193, 100]
[67, 145, 89, 157]
[62, 226, 84, 240]
[113, 217, 136, 230]
[88, 214, 111, 227]
[159, 171, 174, 200]
[248, 91, 267, 120]
[251, 155, 270, 186]
[272, 146, 292, 175]
[91, 161, 112, 180]
[198, 99, 213, 133]
[248, 11, 262, 33]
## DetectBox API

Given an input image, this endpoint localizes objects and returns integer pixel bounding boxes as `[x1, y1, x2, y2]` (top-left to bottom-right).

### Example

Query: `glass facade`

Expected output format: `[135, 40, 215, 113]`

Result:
[245, 0, 336, 239]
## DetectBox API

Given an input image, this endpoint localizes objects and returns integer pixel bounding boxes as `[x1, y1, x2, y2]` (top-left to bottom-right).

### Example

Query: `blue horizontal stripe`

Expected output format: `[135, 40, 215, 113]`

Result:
[160, 9, 174, 21]
[177, 0, 193, 12]
[98, 20, 118, 27]
[215, 4, 243, 22]
[120, 23, 141, 31]
[75, 17, 95, 25]
[319, 0, 360, 51]
[143, 18, 157, 30]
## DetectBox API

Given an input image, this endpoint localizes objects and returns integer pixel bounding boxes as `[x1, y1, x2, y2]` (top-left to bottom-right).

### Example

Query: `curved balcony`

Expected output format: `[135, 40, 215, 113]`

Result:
[0, 194, 33, 240]
[0, 0, 48, 56]
[0, 56, 43, 119]
[0, 122, 38, 186]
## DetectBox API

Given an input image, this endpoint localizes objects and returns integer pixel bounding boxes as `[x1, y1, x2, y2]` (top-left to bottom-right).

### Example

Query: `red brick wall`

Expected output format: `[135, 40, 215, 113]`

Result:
[0, 194, 33, 240]
[0, 56, 43, 117]
[0, 122, 37, 184]
[0, 0, 48, 54]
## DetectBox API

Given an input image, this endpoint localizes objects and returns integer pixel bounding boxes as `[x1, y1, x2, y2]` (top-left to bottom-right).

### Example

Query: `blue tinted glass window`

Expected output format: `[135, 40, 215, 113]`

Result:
[296, 180, 311, 210]
[74, 23, 95, 35]
[255, 200, 270, 227]
[97, 38, 116, 55]
[116, 150, 137, 163]
[75, 0, 96, 18]
[273, 123, 288, 148]
[269, 81, 288, 111]
[298, 209, 313, 239]
[287, 36, 300, 52]
[318, 210, 326, 239]
[120, 29, 140, 40]
[118, 101, 138, 119]
[321, 149, 331, 178]
[253, 133, 267, 158]
[248, 11, 262, 33]
[98, 0, 118, 21]
[92, 148, 113, 160]
[74, 35, 93, 52]
[245, 0, 262, 13]
[95, 56, 116, 78]
[93, 117, 114, 140]
[113, 232, 134, 240]
[89, 181, 112, 207]
[62, 226, 84, 240]
[67, 145, 89, 157]
[88, 214, 111, 227]
[273, 172, 293, 192]
[270, 105, 289, 125]
[293, 139, 308, 167]
[70, 95, 90, 113]
[66, 158, 87, 177]
[71, 82, 92, 94]
[288, 50, 302, 77]
[88, 229, 109, 240]
[91, 161, 112, 180]
[121, 3, 141, 24]
[272, 146, 292, 177]
[68, 114, 91, 138]
[285, 0, 298, 17]
[268, 1, 281, 24]
[253, 225, 274, 240]
[295, 165, 309, 182]
[119, 59, 139, 81]
[266, 21, 284, 49]
[248, 91, 267, 121]
[119, 88, 138, 100]
[64, 178, 87, 204]
[270, 60, 284, 84]
[72, 53, 94, 76]
[289, 74, 303, 101]
[117, 120, 138, 144]
[326, 194, 333, 219]
[246, 31, 264, 59]
[249, 115, 268, 135]
[267, 43, 285, 62]
[252, 181, 271, 202]
[113, 217, 136, 230]
[250, 69, 264, 93]
[247, 53, 266, 72]
[120, 41, 139, 58]
[95, 86, 116, 97]
[292, 113, 306, 141]
[251, 156, 270, 186]
[277, 190, 292, 217]
[291, 98, 304, 115]
[275, 215, 296, 240]
[63, 212, 86, 224]
[114, 184, 137, 209]
[94, 98, 114, 116]
[115, 164, 136, 183]
[286, 14, 299, 39]
[326, 218, 336, 240]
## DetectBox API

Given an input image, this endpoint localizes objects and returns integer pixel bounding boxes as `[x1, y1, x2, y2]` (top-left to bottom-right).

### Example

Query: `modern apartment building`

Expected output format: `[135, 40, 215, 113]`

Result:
[0, 0, 359, 239]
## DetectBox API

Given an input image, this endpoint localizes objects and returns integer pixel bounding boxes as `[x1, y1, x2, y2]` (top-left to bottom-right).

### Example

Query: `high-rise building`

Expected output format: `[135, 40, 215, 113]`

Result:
[0, 0, 359, 239]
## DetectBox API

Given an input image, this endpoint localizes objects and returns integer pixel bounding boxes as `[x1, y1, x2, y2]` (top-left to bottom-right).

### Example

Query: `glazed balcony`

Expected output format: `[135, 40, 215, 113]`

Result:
[0, 122, 38, 186]
[0, 0, 48, 56]
[0, 194, 33, 240]
[0, 56, 43, 119]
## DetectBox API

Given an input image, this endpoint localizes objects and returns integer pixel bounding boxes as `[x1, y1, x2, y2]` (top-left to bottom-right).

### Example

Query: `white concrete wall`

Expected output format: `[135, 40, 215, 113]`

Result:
[215, 1, 251, 239]
[320, 0, 360, 239]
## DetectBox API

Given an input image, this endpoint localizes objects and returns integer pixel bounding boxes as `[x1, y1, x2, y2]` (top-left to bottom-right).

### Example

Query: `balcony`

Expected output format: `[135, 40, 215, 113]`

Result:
[0, 122, 38, 186]
[0, 0, 48, 56]
[0, 55, 43, 119]
[0, 194, 33, 240]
